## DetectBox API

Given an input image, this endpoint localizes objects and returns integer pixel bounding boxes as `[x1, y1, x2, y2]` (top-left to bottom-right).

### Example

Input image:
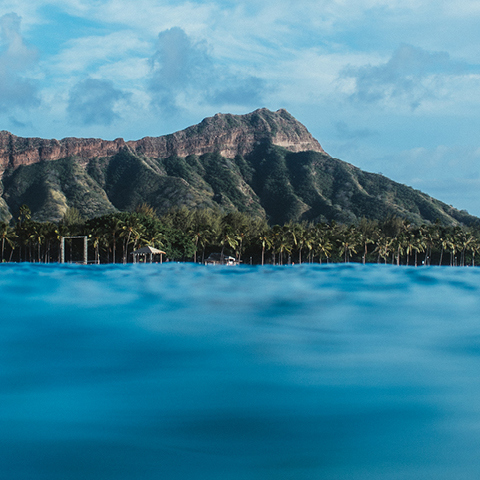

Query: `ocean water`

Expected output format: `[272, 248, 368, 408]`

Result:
[1, 263, 480, 479]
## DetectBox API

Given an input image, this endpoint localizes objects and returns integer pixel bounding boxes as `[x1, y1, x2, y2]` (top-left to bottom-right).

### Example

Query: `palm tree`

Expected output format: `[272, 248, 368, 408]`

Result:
[106, 216, 123, 264]
[275, 225, 294, 265]
[411, 230, 426, 267]
[374, 234, 392, 264]
[468, 236, 480, 267]
[0, 222, 17, 262]
[189, 225, 208, 263]
[357, 217, 377, 264]
[404, 231, 424, 266]
[438, 229, 449, 266]
[338, 225, 359, 263]
[457, 229, 474, 267]
[121, 215, 146, 263]
[257, 230, 273, 266]
[419, 225, 437, 266]
[303, 226, 316, 263]
[312, 223, 333, 264]
[40, 222, 59, 263]
[18, 204, 31, 223]
[15, 204, 32, 262]
[145, 230, 165, 250]
[90, 227, 106, 264]
[291, 222, 310, 264]
[219, 225, 239, 261]
[188, 209, 217, 263]
[31, 222, 44, 263]
[222, 212, 250, 263]
[447, 227, 462, 266]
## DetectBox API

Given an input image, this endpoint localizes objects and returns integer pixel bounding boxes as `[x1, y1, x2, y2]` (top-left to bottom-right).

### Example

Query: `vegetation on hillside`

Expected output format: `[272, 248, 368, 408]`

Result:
[1, 144, 476, 227]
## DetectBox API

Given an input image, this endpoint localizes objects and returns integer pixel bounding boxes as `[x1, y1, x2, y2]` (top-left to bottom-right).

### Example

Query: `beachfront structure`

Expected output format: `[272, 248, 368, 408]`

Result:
[131, 246, 166, 263]
[205, 253, 238, 265]
[60, 236, 88, 264]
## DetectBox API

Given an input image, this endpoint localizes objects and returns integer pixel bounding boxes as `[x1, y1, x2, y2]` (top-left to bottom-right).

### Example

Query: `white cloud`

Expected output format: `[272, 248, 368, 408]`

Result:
[148, 26, 268, 115]
[67, 78, 129, 125]
[341, 44, 480, 110]
[47, 31, 150, 76]
[0, 13, 39, 109]
[50, 0, 216, 36]
[441, 0, 480, 17]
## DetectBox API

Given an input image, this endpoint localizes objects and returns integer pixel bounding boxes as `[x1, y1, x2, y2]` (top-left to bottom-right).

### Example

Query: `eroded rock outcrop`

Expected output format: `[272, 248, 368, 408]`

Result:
[0, 108, 326, 175]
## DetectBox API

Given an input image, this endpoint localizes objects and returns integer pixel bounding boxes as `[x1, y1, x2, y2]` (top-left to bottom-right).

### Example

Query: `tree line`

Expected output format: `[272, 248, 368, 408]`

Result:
[1, 204, 480, 266]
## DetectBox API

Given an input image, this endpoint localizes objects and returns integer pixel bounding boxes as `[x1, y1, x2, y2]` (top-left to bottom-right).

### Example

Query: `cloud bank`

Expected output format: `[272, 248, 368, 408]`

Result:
[342, 44, 477, 109]
[149, 27, 267, 114]
[67, 79, 128, 125]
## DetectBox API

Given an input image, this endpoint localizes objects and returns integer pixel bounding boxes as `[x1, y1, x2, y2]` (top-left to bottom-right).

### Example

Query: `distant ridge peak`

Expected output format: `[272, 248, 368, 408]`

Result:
[0, 109, 326, 174]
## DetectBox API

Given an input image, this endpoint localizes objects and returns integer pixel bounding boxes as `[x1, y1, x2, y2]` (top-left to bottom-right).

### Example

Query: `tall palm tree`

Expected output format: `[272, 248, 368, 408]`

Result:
[257, 230, 273, 266]
[404, 231, 421, 266]
[106, 216, 123, 264]
[121, 215, 146, 263]
[457, 229, 474, 267]
[222, 212, 250, 263]
[219, 225, 239, 261]
[312, 223, 333, 264]
[189, 225, 207, 263]
[31, 222, 44, 263]
[0, 222, 17, 262]
[438, 229, 449, 266]
[90, 226, 107, 264]
[411, 230, 426, 267]
[468, 236, 480, 267]
[447, 227, 462, 266]
[357, 217, 377, 264]
[419, 225, 436, 266]
[303, 226, 316, 263]
[291, 222, 310, 264]
[275, 225, 294, 265]
[338, 225, 359, 263]
[374, 234, 392, 264]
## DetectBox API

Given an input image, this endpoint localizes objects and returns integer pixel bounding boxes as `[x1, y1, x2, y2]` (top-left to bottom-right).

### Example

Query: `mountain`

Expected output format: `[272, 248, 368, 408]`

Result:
[0, 108, 477, 226]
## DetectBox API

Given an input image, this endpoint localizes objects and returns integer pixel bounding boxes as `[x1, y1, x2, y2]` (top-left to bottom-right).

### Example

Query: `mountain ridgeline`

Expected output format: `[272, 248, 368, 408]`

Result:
[0, 108, 476, 226]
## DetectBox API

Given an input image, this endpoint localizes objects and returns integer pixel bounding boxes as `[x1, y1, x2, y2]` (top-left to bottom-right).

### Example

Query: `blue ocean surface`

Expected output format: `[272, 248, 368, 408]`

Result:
[1, 263, 480, 479]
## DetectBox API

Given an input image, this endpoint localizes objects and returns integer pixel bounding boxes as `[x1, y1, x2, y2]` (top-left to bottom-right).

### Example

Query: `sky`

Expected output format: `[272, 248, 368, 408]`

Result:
[1, 0, 480, 216]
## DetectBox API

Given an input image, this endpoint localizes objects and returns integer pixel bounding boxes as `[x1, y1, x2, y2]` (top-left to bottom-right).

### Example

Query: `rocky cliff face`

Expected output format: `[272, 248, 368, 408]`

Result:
[0, 108, 325, 175]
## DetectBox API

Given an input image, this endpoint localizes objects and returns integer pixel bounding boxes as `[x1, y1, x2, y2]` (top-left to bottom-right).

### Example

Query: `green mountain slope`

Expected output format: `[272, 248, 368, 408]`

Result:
[0, 141, 477, 226]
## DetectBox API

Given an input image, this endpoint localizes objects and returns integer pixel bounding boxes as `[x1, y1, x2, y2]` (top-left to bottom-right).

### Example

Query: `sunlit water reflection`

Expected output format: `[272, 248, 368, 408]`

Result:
[1, 263, 480, 479]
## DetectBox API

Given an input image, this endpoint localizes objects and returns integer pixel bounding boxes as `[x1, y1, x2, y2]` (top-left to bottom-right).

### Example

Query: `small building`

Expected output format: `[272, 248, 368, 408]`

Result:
[205, 253, 238, 265]
[131, 246, 166, 263]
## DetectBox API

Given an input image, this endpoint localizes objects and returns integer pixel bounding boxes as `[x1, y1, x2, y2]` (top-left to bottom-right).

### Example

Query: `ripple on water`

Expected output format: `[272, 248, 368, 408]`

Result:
[2, 263, 480, 479]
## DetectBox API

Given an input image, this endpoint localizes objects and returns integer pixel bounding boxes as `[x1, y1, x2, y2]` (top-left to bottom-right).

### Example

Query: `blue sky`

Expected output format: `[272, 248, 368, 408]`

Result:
[2, 0, 480, 216]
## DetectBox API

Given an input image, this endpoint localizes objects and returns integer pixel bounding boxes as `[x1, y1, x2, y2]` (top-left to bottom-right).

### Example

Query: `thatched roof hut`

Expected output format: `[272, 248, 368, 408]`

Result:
[131, 246, 166, 263]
